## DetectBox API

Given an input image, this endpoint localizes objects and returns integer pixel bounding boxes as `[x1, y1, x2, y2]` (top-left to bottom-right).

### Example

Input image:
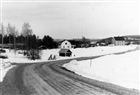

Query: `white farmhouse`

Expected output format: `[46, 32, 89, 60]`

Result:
[61, 40, 72, 49]
[112, 37, 125, 46]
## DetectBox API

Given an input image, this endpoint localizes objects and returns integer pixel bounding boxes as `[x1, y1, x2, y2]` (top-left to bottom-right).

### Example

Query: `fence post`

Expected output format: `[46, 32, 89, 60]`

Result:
[90, 59, 92, 67]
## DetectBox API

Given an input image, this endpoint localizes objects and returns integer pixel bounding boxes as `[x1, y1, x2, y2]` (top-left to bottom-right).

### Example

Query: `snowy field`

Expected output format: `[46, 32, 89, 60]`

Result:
[0, 45, 139, 82]
[0, 45, 138, 64]
[63, 47, 140, 90]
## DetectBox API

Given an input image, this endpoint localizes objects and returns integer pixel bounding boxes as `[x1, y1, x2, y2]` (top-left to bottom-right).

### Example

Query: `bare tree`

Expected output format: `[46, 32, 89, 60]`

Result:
[22, 22, 32, 50]
[7, 24, 18, 50]
[14, 29, 19, 50]
[0, 23, 4, 49]
[22, 22, 32, 36]
[6, 23, 12, 44]
[12, 26, 19, 50]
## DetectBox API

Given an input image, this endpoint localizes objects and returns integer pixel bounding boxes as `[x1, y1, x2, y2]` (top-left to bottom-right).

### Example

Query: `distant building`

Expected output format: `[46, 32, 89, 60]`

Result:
[112, 37, 125, 46]
[61, 40, 72, 49]
[59, 49, 72, 57]
[89, 41, 96, 47]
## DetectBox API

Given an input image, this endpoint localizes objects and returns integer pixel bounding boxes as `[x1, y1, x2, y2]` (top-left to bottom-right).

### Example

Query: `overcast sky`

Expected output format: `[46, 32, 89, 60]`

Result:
[2, 1, 139, 39]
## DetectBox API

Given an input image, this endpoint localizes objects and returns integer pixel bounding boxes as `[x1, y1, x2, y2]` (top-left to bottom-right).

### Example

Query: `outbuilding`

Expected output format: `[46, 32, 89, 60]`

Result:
[59, 49, 72, 57]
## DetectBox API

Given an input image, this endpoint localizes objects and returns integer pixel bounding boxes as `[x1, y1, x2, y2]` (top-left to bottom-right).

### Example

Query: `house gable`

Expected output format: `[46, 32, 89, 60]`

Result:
[112, 37, 125, 46]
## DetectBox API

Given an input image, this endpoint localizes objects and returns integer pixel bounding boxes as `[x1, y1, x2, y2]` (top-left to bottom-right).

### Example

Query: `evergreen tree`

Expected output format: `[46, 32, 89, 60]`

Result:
[42, 35, 57, 49]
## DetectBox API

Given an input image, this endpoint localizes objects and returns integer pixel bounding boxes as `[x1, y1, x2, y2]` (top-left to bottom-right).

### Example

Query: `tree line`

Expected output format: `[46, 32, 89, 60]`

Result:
[0, 22, 57, 50]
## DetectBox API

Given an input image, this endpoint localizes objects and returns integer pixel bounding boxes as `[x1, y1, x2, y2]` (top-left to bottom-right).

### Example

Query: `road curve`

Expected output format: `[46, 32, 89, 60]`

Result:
[2, 56, 140, 95]
[23, 56, 139, 95]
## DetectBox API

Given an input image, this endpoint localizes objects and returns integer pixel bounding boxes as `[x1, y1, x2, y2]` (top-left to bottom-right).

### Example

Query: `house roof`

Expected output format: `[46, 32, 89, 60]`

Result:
[59, 49, 72, 53]
[114, 37, 125, 41]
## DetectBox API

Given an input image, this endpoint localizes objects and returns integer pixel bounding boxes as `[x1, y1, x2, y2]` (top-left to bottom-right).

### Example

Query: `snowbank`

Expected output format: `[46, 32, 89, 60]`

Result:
[63, 49, 140, 90]
[70, 45, 138, 57]
[0, 63, 16, 82]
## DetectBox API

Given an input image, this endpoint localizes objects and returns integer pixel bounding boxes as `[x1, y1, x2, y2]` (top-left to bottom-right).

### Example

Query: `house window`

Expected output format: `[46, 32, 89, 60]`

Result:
[65, 43, 67, 45]
[63, 46, 65, 48]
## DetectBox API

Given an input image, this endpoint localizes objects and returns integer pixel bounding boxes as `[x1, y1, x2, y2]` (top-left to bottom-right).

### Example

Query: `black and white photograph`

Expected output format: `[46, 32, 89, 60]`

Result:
[0, 0, 139, 95]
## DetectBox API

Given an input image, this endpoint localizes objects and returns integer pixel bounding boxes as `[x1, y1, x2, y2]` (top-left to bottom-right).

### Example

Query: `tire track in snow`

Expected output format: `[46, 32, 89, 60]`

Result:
[20, 55, 140, 95]
[23, 64, 62, 95]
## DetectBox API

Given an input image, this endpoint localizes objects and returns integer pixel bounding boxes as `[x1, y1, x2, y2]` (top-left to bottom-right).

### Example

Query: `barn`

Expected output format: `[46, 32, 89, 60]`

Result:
[61, 40, 72, 49]
[112, 37, 125, 46]
[59, 49, 72, 57]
